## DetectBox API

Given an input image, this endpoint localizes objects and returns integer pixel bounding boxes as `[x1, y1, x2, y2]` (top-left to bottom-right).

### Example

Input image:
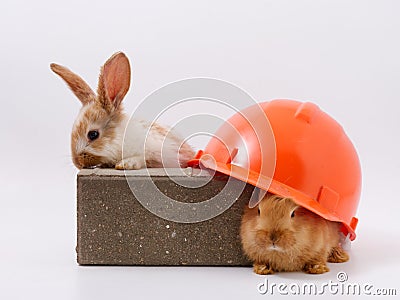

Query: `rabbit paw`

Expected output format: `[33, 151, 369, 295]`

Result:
[115, 156, 145, 170]
[328, 246, 349, 263]
[253, 263, 275, 275]
[303, 262, 330, 274]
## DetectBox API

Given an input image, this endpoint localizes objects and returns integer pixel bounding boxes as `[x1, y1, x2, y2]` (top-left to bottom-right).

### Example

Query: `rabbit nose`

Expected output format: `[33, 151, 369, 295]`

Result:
[270, 231, 278, 244]
[73, 155, 83, 169]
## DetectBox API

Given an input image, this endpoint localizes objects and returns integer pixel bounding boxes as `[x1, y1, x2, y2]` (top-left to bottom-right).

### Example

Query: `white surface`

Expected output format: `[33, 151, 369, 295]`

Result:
[1, 0, 400, 299]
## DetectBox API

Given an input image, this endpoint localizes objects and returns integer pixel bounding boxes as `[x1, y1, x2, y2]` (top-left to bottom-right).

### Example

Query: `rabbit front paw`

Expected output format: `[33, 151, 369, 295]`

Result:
[253, 263, 275, 275]
[303, 262, 330, 274]
[115, 156, 145, 170]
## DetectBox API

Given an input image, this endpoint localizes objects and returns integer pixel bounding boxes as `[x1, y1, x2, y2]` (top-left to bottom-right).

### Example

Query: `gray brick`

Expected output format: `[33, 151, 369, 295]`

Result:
[77, 168, 252, 266]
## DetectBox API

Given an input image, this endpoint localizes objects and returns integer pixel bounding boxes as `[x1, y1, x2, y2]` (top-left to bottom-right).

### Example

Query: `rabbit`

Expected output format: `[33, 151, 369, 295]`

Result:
[240, 193, 349, 275]
[50, 52, 195, 169]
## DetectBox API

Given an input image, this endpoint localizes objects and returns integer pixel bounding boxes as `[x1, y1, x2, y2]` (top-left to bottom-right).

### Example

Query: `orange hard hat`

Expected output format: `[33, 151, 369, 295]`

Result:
[188, 100, 361, 240]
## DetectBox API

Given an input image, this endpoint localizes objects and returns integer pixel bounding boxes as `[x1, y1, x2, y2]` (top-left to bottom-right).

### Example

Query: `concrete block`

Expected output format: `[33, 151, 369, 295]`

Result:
[77, 168, 252, 266]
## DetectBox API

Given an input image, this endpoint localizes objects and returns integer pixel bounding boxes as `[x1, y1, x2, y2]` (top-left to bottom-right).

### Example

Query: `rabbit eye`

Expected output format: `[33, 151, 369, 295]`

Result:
[87, 130, 99, 141]
[291, 210, 295, 218]
[258, 207, 260, 216]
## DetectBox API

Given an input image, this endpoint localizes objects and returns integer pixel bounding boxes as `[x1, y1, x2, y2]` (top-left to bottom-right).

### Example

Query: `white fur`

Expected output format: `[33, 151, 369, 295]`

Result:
[119, 117, 187, 169]
[268, 245, 285, 252]
[73, 105, 90, 154]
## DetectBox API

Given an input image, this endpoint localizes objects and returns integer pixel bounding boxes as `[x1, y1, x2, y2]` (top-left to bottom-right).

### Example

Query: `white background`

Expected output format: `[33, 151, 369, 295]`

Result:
[1, 0, 399, 299]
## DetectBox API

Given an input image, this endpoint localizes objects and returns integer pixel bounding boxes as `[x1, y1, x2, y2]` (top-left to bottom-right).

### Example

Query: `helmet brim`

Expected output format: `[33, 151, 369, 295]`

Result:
[196, 154, 357, 241]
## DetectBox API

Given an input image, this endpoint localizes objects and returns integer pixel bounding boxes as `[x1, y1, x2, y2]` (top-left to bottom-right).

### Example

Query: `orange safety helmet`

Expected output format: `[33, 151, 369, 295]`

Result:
[188, 100, 361, 240]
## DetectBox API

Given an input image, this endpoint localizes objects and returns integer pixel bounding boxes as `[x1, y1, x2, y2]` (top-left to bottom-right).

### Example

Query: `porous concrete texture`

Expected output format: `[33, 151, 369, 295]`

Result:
[77, 168, 253, 266]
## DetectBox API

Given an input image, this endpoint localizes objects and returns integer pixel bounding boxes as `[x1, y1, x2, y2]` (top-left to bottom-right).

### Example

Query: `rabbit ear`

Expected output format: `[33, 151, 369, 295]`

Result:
[97, 52, 131, 110]
[50, 63, 96, 105]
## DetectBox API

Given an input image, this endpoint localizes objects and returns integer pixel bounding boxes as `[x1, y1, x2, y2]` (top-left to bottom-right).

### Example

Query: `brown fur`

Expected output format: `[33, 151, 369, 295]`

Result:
[50, 64, 96, 104]
[240, 194, 349, 275]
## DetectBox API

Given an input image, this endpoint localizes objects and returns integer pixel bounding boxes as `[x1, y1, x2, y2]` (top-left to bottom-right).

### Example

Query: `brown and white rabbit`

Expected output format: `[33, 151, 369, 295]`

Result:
[50, 52, 194, 169]
[240, 194, 349, 275]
